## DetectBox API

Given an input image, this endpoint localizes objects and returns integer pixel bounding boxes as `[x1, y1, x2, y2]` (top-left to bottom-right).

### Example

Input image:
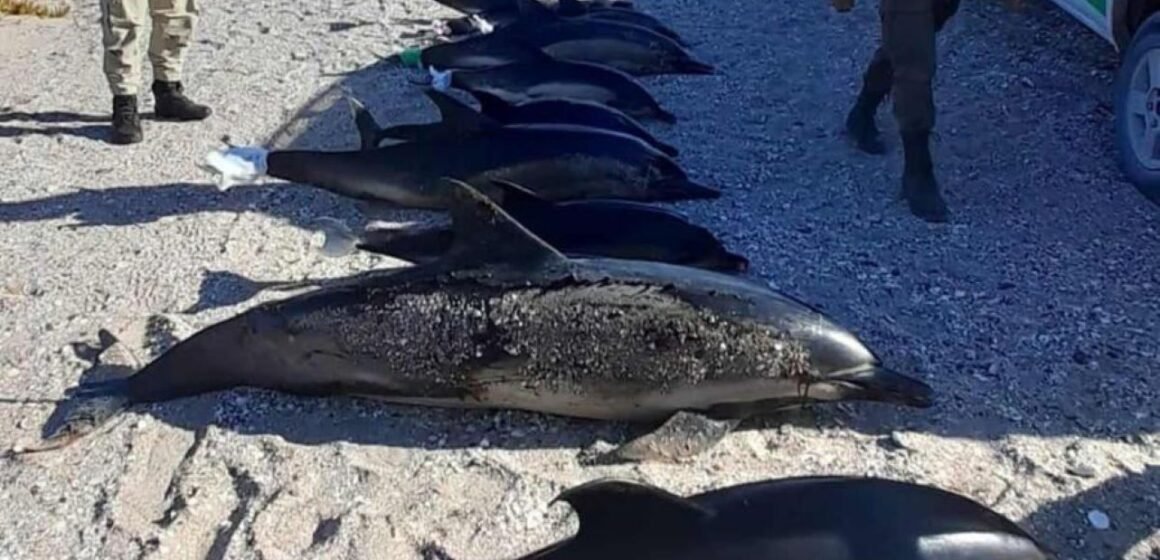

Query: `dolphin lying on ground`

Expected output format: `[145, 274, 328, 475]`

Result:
[421, 57, 677, 123]
[201, 91, 715, 208]
[315, 178, 749, 273]
[350, 87, 678, 157]
[477, 0, 711, 76]
[31, 180, 931, 463]
[421, 476, 1053, 559]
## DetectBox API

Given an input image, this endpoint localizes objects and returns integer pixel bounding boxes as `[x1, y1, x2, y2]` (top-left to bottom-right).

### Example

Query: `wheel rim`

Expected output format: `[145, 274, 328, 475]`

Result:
[1127, 49, 1160, 170]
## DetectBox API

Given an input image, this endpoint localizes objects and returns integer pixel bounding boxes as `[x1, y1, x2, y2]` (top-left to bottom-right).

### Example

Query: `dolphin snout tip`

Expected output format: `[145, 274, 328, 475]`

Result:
[828, 366, 935, 409]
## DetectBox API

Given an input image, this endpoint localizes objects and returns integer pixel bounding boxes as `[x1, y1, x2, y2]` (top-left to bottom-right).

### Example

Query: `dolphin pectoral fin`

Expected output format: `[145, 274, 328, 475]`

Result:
[440, 178, 569, 269]
[551, 479, 712, 541]
[583, 411, 740, 464]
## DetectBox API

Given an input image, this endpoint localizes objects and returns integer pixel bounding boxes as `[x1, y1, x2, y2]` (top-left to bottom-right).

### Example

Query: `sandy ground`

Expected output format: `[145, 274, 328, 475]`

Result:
[0, 0, 1158, 558]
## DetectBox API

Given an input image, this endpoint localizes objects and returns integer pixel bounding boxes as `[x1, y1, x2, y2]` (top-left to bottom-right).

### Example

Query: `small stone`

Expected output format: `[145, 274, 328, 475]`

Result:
[479, 438, 490, 448]
[1067, 463, 1097, 478]
[1086, 509, 1110, 530]
[1072, 349, 1090, 365]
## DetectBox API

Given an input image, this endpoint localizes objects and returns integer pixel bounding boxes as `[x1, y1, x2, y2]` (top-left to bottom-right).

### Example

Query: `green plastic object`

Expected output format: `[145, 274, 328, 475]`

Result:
[399, 48, 423, 68]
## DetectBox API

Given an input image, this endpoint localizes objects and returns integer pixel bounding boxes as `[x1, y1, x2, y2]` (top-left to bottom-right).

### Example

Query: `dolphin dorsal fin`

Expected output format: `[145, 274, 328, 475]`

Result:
[489, 179, 550, 211]
[516, 0, 559, 20]
[553, 479, 713, 541]
[441, 178, 567, 268]
[422, 88, 499, 136]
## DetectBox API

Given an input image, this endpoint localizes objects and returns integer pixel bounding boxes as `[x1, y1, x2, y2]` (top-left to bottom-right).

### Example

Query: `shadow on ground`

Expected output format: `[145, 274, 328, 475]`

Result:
[1022, 465, 1160, 560]
[0, 110, 158, 142]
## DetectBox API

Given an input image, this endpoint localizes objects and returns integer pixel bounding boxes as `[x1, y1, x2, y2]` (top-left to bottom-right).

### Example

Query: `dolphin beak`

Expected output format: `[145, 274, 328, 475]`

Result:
[818, 366, 934, 408]
[652, 178, 721, 201]
[677, 58, 716, 75]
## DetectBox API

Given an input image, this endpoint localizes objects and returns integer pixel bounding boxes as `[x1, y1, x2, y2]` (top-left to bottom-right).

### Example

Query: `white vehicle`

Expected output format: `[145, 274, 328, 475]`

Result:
[1053, 0, 1160, 204]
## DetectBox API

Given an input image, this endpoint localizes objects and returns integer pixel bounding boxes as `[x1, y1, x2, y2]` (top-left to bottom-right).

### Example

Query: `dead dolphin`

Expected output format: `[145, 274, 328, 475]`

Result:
[352, 86, 677, 157]
[483, 0, 712, 76]
[426, 476, 1052, 559]
[390, 32, 551, 71]
[204, 91, 717, 209]
[316, 178, 749, 273]
[422, 58, 677, 123]
[36, 180, 931, 463]
[469, 91, 678, 156]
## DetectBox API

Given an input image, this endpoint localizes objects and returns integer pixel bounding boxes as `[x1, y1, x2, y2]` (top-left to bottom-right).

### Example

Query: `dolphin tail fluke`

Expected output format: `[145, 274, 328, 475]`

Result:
[313, 217, 360, 258]
[345, 95, 385, 150]
[13, 329, 140, 455]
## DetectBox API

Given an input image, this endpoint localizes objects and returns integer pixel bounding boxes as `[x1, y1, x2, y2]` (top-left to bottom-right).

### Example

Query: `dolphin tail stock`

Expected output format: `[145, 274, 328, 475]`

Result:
[312, 216, 361, 258]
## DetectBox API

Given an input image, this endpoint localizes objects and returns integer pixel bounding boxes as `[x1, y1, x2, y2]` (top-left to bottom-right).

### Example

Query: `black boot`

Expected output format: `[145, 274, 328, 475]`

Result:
[110, 94, 143, 145]
[151, 80, 212, 121]
[845, 88, 888, 155]
[899, 129, 948, 222]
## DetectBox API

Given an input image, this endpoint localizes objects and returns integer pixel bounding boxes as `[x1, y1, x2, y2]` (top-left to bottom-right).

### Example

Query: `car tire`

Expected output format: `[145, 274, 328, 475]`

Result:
[1113, 12, 1160, 206]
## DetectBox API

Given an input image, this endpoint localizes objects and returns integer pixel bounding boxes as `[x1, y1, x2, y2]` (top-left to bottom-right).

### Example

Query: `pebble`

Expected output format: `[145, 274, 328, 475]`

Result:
[1066, 463, 1097, 478]
[1086, 509, 1110, 530]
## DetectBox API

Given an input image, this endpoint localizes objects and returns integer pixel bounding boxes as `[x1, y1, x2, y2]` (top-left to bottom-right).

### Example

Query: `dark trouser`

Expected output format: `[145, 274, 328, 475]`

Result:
[860, 0, 960, 132]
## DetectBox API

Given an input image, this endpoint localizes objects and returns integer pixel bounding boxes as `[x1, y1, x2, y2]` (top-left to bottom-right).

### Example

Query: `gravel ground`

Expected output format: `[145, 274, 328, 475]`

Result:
[1, 0, 1158, 558]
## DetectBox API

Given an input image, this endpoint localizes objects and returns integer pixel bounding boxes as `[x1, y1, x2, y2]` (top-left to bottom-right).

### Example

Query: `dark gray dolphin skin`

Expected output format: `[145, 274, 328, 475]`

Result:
[389, 32, 551, 71]
[484, 0, 712, 76]
[223, 89, 717, 209]
[424, 476, 1052, 560]
[469, 91, 678, 156]
[428, 58, 678, 123]
[316, 178, 750, 273]
[33, 180, 932, 462]
[352, 85, 677, 157]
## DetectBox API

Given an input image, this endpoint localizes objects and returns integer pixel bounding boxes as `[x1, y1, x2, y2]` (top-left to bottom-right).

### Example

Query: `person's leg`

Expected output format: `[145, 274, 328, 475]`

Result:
[882, 0, 946, 222]
[99, 0, 147, 144]
[845, 43, 894, 155]
[147, 0, 211, 121]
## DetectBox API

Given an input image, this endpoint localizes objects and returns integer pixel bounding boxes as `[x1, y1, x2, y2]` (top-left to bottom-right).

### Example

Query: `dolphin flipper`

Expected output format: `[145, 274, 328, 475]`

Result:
[581, 411, 740, 464]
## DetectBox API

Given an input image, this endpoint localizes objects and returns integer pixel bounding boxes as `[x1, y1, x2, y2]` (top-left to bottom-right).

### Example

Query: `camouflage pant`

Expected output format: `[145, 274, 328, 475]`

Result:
[860, 0, 960, 132]
[99, 0, 199, 96]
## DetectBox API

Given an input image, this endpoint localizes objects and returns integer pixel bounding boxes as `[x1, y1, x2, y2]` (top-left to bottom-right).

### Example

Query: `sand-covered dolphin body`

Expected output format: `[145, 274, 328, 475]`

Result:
[36, 180, 932, 463]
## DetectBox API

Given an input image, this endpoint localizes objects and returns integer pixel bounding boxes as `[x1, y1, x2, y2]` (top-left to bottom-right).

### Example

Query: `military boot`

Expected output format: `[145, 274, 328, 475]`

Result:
[845, 87, 888, 155]
[110, 94, 143, 145]
[151, 80, 212, 121]
[899, 129, 948, 222]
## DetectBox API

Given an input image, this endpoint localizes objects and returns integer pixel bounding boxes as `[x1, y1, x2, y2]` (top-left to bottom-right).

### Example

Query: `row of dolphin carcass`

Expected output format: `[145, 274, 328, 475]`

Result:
[35, 0, 1053, 558]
